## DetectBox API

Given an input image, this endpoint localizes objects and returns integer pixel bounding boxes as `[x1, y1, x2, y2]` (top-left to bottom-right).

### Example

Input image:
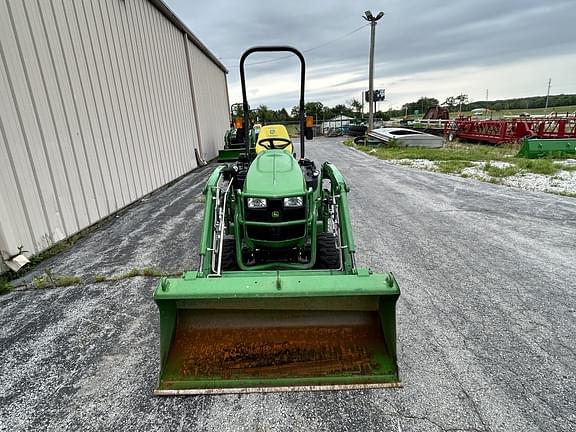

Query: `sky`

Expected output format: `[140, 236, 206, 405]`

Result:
[164, 0, 576, 111]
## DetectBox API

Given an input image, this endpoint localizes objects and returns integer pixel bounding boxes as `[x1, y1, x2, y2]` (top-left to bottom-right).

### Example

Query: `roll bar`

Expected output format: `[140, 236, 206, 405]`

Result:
[239, 46, 306, 159]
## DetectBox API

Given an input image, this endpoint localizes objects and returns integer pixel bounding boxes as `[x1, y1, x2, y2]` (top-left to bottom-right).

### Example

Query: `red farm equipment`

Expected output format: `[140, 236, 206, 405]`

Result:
[444, 116, 576, 145]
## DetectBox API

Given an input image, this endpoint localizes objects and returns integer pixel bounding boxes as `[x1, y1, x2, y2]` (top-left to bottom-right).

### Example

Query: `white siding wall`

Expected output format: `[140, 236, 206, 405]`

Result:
[187, 40, 230, 161]
[0, 0, 228, 264]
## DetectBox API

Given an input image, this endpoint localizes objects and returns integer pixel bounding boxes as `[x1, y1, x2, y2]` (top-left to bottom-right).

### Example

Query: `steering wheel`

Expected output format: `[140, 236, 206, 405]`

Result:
[257, 137, 292, 150]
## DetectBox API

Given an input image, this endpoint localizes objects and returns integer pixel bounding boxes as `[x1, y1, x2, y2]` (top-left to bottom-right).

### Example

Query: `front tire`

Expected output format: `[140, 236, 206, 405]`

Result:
[314, 233, 340, 269]
[221, 237, 239, 271]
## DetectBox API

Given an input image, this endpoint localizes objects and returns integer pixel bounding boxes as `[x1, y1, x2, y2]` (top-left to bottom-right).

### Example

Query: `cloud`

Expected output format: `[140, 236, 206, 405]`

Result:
[165, 0, 576, 109]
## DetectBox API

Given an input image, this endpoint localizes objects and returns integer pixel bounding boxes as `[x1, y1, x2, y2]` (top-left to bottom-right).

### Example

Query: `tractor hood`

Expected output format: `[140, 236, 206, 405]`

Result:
[244, 150, 305, 197]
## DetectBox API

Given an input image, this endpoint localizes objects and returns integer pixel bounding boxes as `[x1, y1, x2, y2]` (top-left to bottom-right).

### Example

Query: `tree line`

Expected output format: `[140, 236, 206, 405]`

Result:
[243, 100, 390, 123]
[394, 94, 576, 117]
[239, 93, 576, 123]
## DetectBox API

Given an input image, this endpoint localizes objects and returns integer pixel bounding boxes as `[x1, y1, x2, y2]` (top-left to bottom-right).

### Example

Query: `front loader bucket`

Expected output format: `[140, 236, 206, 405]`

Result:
[518, 138, 576, 158]
[217, 149, 243, 162]
[154, 270, 400, 395]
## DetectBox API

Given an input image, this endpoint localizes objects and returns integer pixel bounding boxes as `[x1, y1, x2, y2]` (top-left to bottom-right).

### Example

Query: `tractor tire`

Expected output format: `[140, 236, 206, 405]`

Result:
[221, 237, 239, 271]
[315, 233, 340, 269]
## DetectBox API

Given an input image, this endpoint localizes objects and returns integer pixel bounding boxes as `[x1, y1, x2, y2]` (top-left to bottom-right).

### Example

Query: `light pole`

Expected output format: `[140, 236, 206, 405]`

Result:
[544, 77, 551, 114]
[363, 10, 384, 131]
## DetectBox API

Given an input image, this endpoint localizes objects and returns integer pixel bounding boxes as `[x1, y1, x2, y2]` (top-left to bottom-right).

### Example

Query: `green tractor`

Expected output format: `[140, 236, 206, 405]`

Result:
[218, 103, 260, 162]
[154, 46, 400, 395]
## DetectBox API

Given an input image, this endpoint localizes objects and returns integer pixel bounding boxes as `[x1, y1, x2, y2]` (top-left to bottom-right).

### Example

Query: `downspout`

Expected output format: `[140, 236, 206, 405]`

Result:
[183, 32, 206, 165]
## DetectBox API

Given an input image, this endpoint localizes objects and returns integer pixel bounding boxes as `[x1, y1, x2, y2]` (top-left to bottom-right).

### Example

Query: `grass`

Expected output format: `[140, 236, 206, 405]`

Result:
[5, 266, 171, 292]
[515, 159, 559, 175]
[558, 163, 576, 172]
[437, 160, 474, 174]
[120, 266, 165, 278]
[351, 141, 517, 162]
[93, 274, 107, 283]
[1, 266, 171, 293]
[347, 139, 576, 196]
[7, 221, 104, 281]
[0, 276, 13, 295]
[30, 266, 166, 289]
[27, 233, 85, 268]
[348, 138, 576, 176]
[33, 270, 81, 289]
[109, 266, 167, 281]
[483, 162, 519, 177]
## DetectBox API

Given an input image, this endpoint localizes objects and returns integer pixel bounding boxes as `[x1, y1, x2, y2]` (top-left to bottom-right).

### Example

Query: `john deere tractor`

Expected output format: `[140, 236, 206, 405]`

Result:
[154, 46, 400, 395]
[218, 103, 261, 162]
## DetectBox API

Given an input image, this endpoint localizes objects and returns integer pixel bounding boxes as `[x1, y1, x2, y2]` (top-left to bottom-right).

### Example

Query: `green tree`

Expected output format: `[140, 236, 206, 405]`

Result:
[443, 96, 457, 111]
[291, 101, 324, 119]
[455, 94, 469, 111]
[402, 97, 439, 115]
[255, 104, 269, 122]
[326, 104, 354, 118]
[275, 108, 290, 121]
[348, 98, 363, 115]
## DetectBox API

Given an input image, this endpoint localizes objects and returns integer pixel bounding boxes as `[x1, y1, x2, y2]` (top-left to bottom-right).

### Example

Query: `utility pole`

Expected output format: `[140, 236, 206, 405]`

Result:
[363, 10, 384, 131]
[544, 78, 551, 114]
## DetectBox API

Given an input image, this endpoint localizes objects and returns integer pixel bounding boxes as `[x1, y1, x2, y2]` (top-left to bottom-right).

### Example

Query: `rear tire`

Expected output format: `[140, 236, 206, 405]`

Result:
[221, 237, 239, 271]
[314, 233, 340, 269]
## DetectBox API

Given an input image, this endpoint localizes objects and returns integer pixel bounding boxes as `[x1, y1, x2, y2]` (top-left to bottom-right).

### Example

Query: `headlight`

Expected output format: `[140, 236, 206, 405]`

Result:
[283, 196, 304, 208]
[247, 197, 267, 209]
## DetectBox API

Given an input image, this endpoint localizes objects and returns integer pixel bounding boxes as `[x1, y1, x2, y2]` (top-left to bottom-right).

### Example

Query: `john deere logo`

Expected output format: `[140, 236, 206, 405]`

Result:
[271, 211, 280, 218]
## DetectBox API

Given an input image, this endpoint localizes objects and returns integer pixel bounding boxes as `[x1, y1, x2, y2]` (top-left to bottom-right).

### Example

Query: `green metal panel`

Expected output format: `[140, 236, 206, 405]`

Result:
[218, 149, 243, 162]
[322, 162, 356, 273]
[199, 167, 223, 276]
[155, 270, 399, 299]
[518, 138, 576, 158]
[244, 150, 306, 197]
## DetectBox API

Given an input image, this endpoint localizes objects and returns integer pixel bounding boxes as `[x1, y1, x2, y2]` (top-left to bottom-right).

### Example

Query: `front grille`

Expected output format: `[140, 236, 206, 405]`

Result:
[246, 198, 306, 241]
[247, 224, 305, 241]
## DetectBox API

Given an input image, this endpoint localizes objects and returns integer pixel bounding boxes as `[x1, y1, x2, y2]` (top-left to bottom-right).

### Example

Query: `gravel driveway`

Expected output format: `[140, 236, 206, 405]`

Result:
[1, 137, 575, 431]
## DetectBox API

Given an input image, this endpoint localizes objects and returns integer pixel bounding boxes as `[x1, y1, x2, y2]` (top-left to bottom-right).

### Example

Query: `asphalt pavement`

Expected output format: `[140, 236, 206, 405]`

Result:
[1, 137, 575, 431]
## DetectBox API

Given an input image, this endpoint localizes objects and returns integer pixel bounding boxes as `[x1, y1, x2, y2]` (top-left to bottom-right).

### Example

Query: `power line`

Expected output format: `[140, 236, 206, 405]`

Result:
[223, 24, 369, 68]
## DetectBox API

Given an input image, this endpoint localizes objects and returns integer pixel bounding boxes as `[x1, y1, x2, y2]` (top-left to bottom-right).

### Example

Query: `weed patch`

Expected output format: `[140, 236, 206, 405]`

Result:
[558, 164, 576, 172]
[353, 141, 517, 162]
[0, 276, 13, 295]
[34, 270, 81, 289]
[515, 159, 559, 175]
[110, 266, 166, 281]
[93, 274, 107, 283]
[484, 163, 519, 177]
[437, 160, 473, 174]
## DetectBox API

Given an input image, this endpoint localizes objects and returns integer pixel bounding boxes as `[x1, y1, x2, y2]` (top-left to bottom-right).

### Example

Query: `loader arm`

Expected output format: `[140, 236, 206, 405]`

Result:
[198, 166, 224, 277]
[322, 162, 357, 274]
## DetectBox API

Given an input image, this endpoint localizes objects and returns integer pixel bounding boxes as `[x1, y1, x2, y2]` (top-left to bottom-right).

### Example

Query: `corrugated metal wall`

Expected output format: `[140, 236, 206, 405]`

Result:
[187, 40, 230, 161]
[0, 0, 229, 266]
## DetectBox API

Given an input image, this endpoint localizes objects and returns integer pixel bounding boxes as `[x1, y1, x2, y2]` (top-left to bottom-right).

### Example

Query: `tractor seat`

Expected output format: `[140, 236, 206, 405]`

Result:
[255, 125, 293, 154]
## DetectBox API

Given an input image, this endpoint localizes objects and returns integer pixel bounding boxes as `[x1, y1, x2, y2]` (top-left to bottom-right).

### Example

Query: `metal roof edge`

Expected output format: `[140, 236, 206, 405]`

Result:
[147, 0, 228, 73]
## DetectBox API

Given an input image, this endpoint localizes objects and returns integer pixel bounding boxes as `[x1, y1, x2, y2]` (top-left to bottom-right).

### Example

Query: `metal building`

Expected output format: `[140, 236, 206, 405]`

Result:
[0, 0, 229, 272]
